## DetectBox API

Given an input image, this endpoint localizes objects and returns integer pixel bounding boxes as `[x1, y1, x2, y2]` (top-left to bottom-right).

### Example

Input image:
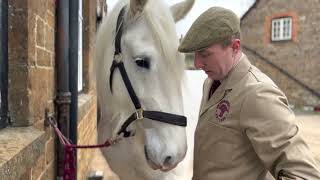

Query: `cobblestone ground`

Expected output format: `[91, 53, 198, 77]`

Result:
[295, 111, 320, 165]
[89, 111, 320, 179]
[88, 149, 119, 180]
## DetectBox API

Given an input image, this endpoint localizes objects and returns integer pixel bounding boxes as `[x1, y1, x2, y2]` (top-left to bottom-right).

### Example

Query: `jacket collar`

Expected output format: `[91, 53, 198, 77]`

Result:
[222, 53, 251, 90]
[199, 53, 251, 117]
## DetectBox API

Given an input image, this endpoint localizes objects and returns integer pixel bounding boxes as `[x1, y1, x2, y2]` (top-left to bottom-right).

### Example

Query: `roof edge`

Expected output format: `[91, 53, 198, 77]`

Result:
[241, 0, 260, 21]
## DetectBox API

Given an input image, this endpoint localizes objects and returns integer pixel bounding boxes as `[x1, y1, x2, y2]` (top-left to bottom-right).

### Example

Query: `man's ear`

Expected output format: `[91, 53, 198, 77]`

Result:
[232, 39, 241, 52]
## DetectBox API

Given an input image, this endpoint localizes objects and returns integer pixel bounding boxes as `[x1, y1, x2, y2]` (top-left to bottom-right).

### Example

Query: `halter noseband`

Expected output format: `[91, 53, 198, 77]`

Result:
[109, 6, 187, 137]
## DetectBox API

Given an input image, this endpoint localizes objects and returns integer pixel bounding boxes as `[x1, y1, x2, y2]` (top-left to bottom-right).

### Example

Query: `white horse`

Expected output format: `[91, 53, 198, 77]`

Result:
[94, 0, 196, 179]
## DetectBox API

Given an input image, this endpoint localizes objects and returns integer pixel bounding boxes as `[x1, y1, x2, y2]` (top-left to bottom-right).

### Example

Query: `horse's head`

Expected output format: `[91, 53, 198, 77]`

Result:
[95, 0, 194, 172]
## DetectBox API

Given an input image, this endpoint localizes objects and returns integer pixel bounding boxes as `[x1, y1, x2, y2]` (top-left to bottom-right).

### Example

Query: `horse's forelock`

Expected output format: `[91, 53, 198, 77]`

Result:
[142, 0, 185, 84]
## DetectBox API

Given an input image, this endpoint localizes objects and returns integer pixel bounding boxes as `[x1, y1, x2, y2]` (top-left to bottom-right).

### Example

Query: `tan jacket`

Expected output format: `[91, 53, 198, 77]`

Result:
[193, 54, 320, 180]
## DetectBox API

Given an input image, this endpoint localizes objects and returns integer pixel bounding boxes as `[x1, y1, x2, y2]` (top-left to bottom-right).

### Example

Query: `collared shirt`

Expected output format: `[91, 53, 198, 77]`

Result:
[208, 80, 221, 100]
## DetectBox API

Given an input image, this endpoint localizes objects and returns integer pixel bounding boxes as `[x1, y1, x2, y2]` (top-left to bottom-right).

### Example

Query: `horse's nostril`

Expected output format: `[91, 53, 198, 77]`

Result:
[144, 146, 149, 161]
[163, 156, 172, 166]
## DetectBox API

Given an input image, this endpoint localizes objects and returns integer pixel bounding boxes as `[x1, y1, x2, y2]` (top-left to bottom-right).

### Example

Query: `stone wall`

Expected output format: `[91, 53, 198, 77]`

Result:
[1, 0, 56, 179]
[241, 0, 320, 106]
[1, 0, 99, 179]
[8, 0, 55, 127]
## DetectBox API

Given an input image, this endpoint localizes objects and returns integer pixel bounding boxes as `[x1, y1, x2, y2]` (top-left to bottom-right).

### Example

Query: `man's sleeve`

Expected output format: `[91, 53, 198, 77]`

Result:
[239, 83, 320, 180]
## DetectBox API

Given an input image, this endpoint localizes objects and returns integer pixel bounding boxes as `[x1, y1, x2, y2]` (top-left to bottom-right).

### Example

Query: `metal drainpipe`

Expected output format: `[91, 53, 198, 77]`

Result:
[69, 0, 79, 178]
[56, 0, 71, 178]
[0, 0, 8, 129]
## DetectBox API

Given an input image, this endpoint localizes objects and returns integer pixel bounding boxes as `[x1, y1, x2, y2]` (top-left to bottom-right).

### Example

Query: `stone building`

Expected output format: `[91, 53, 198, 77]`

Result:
[241, 0, 320, 107]
[0, 0, 106, 179]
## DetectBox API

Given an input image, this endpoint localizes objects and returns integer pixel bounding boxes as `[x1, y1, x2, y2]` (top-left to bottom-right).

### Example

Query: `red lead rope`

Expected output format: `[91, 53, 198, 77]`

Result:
[47, 117, 122, 180]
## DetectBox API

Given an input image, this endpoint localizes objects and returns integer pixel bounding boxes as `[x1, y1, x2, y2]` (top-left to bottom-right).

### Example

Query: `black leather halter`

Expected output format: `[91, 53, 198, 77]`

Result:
[109, 6, 187, 137]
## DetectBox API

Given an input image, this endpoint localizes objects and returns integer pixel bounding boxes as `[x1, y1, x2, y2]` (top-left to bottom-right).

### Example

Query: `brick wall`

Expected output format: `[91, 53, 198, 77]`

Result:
[241, 0, 320, 106]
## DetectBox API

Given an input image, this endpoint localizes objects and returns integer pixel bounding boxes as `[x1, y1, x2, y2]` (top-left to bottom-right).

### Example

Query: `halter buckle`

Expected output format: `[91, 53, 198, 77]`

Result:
[135, 108, 144, 120]
[114, 53, 123, 62]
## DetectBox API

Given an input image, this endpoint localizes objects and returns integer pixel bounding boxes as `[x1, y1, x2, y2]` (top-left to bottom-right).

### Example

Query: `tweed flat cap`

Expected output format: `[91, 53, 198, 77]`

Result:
[178, 7, 240, 53]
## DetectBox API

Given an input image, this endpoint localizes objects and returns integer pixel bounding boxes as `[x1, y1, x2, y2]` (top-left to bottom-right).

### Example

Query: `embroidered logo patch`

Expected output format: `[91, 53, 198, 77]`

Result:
[215, 100, 230, 122]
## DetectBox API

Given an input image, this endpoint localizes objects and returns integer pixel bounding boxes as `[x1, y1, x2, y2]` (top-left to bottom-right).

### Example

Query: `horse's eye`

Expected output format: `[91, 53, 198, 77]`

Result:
[135, 57, 150, 69]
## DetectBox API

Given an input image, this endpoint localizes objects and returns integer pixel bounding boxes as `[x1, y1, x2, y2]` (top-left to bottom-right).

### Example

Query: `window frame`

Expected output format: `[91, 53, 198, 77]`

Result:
[78, 0, 83, 92]
[271, 17, 292, 41]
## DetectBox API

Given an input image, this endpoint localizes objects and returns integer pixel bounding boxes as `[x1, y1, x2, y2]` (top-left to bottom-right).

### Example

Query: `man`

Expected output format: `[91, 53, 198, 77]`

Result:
[178, 7, 320, 180]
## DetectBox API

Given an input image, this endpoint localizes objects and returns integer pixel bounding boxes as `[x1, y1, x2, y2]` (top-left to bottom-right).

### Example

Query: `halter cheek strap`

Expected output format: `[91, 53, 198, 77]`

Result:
[109, 6, 126, 94]
[108, 6, 187, 138]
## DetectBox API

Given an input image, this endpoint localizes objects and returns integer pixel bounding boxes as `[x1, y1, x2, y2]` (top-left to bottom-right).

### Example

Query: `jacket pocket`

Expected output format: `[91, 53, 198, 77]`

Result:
[204, 122, 240, 167]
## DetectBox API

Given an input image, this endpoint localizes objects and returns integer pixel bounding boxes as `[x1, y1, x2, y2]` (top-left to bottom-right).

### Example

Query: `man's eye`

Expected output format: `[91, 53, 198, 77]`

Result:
[200, 52, 210, 58]
[135, 57, 150, 69]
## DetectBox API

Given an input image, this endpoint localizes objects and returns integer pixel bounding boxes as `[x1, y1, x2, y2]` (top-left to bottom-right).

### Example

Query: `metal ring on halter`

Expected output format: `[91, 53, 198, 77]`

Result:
[114, 53, 123, 62]
[135, 108, 144, 120]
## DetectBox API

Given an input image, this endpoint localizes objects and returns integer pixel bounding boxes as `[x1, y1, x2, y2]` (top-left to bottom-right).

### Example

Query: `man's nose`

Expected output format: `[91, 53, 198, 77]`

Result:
[194, 55, 204, 69]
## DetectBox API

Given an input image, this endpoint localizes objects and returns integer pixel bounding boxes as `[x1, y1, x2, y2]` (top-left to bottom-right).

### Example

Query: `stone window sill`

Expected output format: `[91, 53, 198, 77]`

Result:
[0, 127, 46, 179]
[0, 93, 96, 179]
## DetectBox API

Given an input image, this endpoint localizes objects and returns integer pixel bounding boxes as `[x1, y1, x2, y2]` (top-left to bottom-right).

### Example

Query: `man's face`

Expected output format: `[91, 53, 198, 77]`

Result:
[194, 40, 239, 80]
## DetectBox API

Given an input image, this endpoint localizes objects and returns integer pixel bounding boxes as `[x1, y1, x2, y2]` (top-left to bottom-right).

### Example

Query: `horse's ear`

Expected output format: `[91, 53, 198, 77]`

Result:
[170, 0, 195, 22]
[130, 0, 148, 15]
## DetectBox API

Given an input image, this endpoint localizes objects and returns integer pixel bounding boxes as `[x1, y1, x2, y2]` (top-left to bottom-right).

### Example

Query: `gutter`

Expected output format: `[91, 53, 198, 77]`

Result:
[69, 0, 79, 178]
[56, 0, 71, 178]
[56, 0, 80, 178]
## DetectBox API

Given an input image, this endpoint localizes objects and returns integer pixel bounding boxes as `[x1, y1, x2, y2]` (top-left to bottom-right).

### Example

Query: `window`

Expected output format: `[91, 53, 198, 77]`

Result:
[78, 0, 83, 92]
[271, 17, 292, 41]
